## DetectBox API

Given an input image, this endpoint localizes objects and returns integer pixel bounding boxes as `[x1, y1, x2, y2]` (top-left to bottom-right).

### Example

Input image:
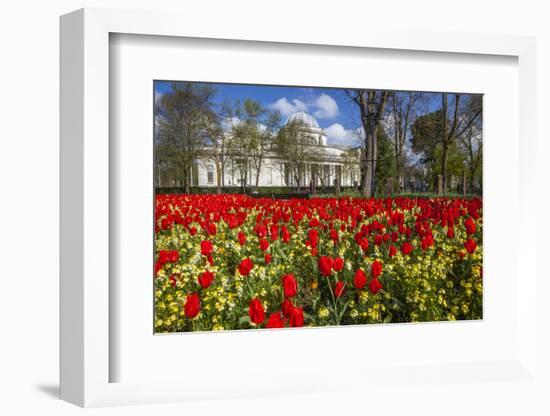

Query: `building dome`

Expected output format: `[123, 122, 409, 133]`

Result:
[285, 111, 320, 129]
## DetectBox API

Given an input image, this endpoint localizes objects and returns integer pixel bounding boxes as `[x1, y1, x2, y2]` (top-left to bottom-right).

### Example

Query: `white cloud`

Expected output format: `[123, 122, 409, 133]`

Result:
[313, 93, 339, 119]
[268, 97, 308, 117]
[221, 116, 241, 131]
[269, 92, 339, 120]
[324, 123, 361, 146]
[154, 91, 164, 105]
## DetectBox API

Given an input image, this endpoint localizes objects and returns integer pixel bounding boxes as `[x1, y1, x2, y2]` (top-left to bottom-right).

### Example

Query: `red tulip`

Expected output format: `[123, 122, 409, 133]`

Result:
[169, 250, 179, 262]
[200, 240, 213, 256]
[266, 312, 284, 328]
[255, 223, 267, 238]
[289, 306, 304, 327]
[308, 229, 319, 247]
[282, 299, 294, 319]
[389, 245, 397, 257]
[333, 257, 344, 272]
[465, 238, 477, 254]
[371, 260, 383, 278]
[464, 217, 476, 235]
[401, 242, 414, 255]
[184, 293, 201, 318]
[281, 226, 291, 243]
[249, 297, 265, 324]
[359, 237, 369, 252]
[259, 238, 269, 252]
[238, 258, 254, 276]
[237, 231, 246, 246]
[318, 256, 333, 277]
[207, 223, 217, 236]
[282, 274, 298, 298]
[421, 234, 434, 250]
[353, 269, 367, 289]
[264, 253, 272, 264]
[198, 270, 214, 289]
[369, 277, 383, 294]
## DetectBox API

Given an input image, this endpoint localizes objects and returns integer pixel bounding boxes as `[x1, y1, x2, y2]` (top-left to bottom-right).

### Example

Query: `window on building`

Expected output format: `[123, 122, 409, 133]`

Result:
[267, 167, 273, 185]
[206, 165, 214, 184]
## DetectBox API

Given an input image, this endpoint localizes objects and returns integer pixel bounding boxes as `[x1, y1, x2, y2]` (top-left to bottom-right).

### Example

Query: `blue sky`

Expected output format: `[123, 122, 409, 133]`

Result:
[154, 80, 442, 146]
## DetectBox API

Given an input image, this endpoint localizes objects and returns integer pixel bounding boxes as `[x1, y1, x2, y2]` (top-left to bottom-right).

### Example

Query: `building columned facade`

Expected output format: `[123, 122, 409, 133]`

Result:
[159, 111, 362, 189]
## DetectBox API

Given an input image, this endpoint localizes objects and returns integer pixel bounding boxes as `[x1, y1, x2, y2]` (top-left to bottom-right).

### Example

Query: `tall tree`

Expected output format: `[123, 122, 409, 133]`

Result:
[375, 128, 396, 194]
[155, 82, 217, 193]
[439, 93, 482, 194]
[228, 99, 279, 193]
[345, 89, 390, 197]
[411, 95, 482, 194]
[457, 122, 483, 193]
[387, 92, 421, 190]
[411, 110, 444, 169]
[203, 116, 226, 194]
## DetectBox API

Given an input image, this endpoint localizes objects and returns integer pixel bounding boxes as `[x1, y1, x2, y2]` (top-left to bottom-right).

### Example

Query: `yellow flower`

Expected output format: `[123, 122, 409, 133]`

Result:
[318, 307, 329, 318]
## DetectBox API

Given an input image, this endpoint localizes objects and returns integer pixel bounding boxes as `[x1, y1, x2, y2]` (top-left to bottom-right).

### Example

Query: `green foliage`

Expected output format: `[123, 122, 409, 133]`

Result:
[375, 128, 396, 190]
[228, 99, 281, 190]
[411, 110, 468, 191]
[411, 110, 445, 165]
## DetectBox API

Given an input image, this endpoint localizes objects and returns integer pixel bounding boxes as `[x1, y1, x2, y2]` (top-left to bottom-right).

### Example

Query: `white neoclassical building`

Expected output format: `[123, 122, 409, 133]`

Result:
[160, 111, 362, 190]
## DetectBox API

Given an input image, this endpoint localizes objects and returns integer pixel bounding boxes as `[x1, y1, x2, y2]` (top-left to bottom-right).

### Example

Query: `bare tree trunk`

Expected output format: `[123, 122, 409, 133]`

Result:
[469, 167, 476, 192]
[254, 159, 262, 192]
[371, 124, 379, 198]
[215, 160, 222, 194]
[393, 117, 401, 186]
[363, 115, 374, 198]
[182, 164, 190, 194]
[335, 167, 341, 197]
[440, 93, 462, 196]
[441, 145, 449, 195]
[362, 162, 370, 197]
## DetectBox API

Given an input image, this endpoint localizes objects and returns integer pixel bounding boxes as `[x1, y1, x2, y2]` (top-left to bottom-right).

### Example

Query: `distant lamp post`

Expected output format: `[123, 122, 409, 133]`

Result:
[367, 101, 377, 197]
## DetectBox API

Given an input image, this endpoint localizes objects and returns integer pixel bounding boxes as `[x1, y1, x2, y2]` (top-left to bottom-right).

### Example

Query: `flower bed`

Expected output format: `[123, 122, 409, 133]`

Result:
[154, 194, 482, 332]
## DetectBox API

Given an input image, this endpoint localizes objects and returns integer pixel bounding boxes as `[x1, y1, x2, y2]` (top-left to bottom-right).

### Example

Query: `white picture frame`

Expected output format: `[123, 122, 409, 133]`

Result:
[60, 7, 538, 408]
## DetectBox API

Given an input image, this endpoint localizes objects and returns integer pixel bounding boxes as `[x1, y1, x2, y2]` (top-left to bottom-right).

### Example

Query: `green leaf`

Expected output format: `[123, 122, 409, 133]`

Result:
[303, 312, 316, 323]
[239, 315, 250, 325]
[339, 300, 350, 320]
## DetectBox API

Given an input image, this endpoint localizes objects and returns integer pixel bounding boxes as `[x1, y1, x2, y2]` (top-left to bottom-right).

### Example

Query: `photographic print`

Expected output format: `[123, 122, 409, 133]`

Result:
[153, 81, 482, 333]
